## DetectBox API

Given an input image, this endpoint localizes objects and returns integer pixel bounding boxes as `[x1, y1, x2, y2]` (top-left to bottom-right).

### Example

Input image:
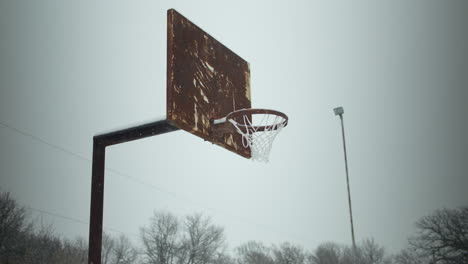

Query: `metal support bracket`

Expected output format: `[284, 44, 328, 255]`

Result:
[88, 119, 179, 264]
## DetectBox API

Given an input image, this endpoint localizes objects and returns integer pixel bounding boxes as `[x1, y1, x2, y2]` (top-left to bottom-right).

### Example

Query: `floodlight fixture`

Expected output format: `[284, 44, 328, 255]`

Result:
[334, 106, 344, 116]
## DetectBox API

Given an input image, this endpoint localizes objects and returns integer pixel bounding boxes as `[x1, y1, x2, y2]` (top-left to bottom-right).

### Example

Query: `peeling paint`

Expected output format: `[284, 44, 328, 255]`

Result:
[199, 88, 209, 103]
[194, 104, 199, 131]
[245, 68, 251, 101]
[167, 9, 252, 159]
[202, 115, 209, 129]
[226, 134, 234, 146]
[205, 61, 215, 73]
[198, 80, 207, 90]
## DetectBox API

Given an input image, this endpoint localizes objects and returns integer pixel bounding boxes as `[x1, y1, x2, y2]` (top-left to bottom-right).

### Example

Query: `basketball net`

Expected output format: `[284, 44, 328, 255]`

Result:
[228, 112, 287, 162]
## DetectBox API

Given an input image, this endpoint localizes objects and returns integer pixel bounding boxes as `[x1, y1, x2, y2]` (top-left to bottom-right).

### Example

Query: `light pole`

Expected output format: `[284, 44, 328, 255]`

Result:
[333, 106, 357, 252]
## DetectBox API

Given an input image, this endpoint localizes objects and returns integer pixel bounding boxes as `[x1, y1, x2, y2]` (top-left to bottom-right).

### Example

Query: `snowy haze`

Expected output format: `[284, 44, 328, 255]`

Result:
[1, 0, 467, 254]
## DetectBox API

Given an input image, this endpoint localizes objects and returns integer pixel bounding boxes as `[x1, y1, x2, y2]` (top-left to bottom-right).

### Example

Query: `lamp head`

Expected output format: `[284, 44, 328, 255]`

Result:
[334, 107, 344, 116]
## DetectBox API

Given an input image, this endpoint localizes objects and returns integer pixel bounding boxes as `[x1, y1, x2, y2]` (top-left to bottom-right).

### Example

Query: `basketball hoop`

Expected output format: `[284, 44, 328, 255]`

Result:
[212, 109, 288, 162]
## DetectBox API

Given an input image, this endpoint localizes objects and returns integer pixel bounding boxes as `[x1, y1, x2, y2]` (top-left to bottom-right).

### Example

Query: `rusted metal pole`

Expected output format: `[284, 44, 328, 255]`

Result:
[88, 140, 105, 264]
[88, 120, 179, 264]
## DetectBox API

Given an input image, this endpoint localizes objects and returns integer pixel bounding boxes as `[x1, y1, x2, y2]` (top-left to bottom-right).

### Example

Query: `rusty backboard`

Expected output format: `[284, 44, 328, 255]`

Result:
[167, 9, 251, 158]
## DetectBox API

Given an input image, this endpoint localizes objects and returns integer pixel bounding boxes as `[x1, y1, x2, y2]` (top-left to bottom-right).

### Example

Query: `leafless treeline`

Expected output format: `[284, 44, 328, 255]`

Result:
[0, 191, 89, 264]
[1, 191, 467, 264]
[140, 212, 227, 264]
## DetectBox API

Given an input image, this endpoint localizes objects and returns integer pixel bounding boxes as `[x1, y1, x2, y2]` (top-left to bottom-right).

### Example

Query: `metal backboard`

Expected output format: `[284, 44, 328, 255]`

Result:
[167, 9, 252, 158]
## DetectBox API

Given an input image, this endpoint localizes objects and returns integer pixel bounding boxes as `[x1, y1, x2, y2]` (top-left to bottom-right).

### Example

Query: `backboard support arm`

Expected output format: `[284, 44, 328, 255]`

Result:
[88, 119, 179, 264]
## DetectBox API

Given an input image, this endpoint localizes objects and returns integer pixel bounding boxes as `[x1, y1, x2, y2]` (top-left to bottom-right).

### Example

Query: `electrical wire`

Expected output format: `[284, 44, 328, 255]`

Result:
[25, 206, 139, 238]
[0, 120, 310, 244]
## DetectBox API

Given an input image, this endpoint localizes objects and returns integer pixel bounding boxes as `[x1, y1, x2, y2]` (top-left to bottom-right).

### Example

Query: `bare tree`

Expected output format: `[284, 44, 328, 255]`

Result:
[339, 245, 356, 264]
[310, 239, 390, 264]
[0, 191, 91, 264]
[141, 211, 180, 264]
[61, 237, 88, 264]
[179, 213, 226, 264]
[360, 238, 385, 264]
[209, 252, 235, 264]
[310, 242, 341, 264]
[102, 232, 116, 264]
[409, 207, 468, 263]
[112, 234, 139, 264]
[140, 212, 226, 264]
[272, 242, 306, 264]
[23, 223, 63, 264]
[392, 249, 425, 264]
[236, 241, 274, 264]
[0, 191, 32, 263]
[11, 221, 87, 264]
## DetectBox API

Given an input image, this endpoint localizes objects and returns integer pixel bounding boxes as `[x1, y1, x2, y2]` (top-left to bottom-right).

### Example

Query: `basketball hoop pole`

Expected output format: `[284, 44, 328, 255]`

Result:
[333, 107, 357, 253]
[88, 120, 179, 264]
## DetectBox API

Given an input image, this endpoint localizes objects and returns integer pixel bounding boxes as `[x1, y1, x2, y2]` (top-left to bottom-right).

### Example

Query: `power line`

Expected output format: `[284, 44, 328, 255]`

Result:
[25, 206, 140, 238]
[0, 121, 91, 163]
[0, 120, 310, 244]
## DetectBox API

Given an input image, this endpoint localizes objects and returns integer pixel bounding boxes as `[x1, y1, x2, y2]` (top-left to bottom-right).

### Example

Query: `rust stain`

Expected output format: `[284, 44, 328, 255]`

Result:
[167, 9, 251, 158]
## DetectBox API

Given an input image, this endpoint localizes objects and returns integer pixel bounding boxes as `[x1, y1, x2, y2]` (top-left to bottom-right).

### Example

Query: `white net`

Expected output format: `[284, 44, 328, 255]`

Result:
[228, 112, 287, 162]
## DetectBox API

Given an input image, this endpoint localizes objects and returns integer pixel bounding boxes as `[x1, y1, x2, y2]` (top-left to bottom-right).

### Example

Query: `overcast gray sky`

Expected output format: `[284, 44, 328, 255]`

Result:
[1, 0, 467, 255]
